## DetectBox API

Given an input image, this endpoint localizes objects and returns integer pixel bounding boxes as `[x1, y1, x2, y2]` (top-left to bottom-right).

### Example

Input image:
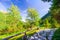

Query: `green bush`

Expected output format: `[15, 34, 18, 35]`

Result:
[52, 28, 60, 40]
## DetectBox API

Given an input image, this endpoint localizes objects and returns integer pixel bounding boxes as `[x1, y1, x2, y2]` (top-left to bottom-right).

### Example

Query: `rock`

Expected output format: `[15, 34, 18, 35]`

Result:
[28, 29, 56, 40]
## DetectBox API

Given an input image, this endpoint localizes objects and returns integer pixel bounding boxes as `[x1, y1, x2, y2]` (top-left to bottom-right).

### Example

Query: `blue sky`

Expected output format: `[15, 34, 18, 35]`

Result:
[0, 0, 51, 21]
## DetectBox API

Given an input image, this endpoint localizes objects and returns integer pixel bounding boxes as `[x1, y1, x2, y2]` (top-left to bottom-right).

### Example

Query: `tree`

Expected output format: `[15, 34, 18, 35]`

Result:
[0, 4, 24, 35]
[9, 4, 21, 20]
[26, 8, 40, 28]
[42, 0, 60, 23]
[42, 0, 51, 2]
[43, 19, 51, 28]
[6, 5, 23, 33]
[0, 12, 7, 35]
[42, 0, 60, 40]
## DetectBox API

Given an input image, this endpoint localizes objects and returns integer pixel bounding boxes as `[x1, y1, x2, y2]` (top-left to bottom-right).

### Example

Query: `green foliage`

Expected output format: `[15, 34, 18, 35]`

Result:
[42, 0, 60, 40]
[9, 5, 21, 20]
[26, 8, 40, 27]
[50, 0, 60, 23]
[42, 0, 60, 23]
[52, 28, 60, 40]
[6, 5, 23, 33]
[0, 5, 24, 36]
[44, 19, 51, 28]
[0, 0, 60, 39]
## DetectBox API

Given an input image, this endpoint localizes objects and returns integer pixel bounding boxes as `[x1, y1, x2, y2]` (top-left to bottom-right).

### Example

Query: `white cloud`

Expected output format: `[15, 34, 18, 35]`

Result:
[21, 9, 27, 22]
[26, 0, 51, 17]
[0, 2, 7, 13]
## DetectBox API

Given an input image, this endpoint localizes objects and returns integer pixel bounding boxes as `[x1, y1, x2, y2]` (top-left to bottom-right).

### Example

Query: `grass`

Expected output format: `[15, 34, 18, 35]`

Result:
[0, 29, 26, 39]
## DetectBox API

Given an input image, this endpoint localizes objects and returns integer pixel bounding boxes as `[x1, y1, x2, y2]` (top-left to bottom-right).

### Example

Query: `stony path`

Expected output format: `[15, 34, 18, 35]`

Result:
[28, 29, 56, 40]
